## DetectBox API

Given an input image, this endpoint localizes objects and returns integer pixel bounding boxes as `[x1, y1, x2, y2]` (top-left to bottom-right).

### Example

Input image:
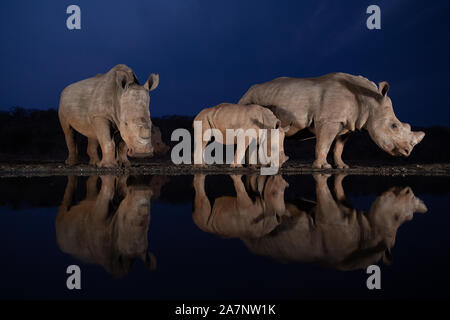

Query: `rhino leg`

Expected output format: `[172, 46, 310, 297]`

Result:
[333, 135, 350, 169]
[231, 141, 248, 167]
[231, 175, 253, 207]
[61, 120, 79, 166]
[192, 175, 212, 230]
[85, 176, 99, 199]
[87, 138, 100, 166]
[333, 174, 356, 218]
[194, 139, 209, 167]
[313, 173, 341, 223]
[313, 122, 342, 169]
[117, 139, 131, 167]
[333, 174, 347, 202]
[59, 175, 77, 211]
[92, 118, 118, 168]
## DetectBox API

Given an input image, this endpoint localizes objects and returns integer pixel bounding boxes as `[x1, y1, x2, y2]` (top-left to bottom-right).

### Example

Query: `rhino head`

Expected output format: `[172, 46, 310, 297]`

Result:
[112, 184, 156, 275]
[117, 73, 159, 158]
[368, 186, 427, 264]
[366, 82, 425, 157]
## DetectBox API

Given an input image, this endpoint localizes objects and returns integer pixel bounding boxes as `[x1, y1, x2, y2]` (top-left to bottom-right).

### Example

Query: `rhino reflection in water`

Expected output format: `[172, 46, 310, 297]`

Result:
[193, 174, 427, 270]
[193, 174, 289, 238]
[56, 175, 168, 277]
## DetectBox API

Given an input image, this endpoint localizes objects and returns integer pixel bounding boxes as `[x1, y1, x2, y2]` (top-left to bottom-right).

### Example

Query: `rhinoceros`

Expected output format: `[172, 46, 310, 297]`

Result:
[239, 73, 425, 168]
[56, 175, 167, 276]
[243, 174, 427, 270]
[58, 64, 159, 167]
[192, 174, 288, 238]
[193, 103, 290, 167]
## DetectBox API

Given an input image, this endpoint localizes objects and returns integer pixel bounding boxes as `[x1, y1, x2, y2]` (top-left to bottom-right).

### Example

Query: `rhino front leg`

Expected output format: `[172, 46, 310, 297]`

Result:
[333, 135, 350, 169]
[87, 138, 100, 166]
[92, 118, 118, 168]
[231, 175, 253, 208]
[85, 175, 99, 199]
[313, 122, 342, 169]
[117, 139, 131, 167]
[313, 173, 341, 223]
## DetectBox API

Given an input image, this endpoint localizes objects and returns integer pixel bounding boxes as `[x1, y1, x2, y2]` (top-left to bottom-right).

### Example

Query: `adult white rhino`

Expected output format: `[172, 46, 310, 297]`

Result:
[239, 73, 425, 168]
[58, 64, 159, 167]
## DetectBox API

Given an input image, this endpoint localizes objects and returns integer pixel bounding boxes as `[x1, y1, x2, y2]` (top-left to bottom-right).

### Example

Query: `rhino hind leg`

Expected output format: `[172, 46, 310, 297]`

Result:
[60, 120, 79, 166]
[313, 122, 342, 169]
[87, 138, 100, 166]
[333, 135, 350, 169]
[192, 174, 212, 229]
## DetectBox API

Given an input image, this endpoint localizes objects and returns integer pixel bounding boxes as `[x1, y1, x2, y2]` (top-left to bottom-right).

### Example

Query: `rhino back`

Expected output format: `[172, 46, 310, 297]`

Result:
[240, 73, 379, 130]
[197, 103, 279, 132]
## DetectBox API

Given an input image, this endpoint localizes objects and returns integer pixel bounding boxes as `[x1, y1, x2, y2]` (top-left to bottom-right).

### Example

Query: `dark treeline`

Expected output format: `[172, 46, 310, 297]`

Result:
[0, 107, 449, 164]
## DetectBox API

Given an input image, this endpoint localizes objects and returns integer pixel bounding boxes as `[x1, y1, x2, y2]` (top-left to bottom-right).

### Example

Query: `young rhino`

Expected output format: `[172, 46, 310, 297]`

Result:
[58, 64, 159, 167]
[239, 73, 425, 168]
[193, 103, 289, 167]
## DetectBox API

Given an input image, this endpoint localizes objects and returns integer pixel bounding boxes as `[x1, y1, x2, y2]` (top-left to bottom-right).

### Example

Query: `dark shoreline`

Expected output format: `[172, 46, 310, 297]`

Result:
[1, 161, 449, 177]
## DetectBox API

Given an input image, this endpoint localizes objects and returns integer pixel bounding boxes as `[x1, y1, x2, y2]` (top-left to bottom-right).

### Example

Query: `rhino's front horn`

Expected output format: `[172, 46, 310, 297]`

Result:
[413, 131, 425, 146]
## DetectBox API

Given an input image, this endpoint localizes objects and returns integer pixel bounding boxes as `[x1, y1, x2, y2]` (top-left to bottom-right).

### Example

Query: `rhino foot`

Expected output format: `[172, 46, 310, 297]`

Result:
[312, 161, 332, 169]
[96, 159, 118, 168]
[118, 158, 131, 168]
[89, 159, 100, 166]
[335, 162, 349, 169]
[65, 157, 79, 166]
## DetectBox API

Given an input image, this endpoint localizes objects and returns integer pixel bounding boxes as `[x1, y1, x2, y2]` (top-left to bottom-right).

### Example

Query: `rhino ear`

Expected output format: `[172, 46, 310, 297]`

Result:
[378, 81, 390, 97]
[144, 73, 159, 91]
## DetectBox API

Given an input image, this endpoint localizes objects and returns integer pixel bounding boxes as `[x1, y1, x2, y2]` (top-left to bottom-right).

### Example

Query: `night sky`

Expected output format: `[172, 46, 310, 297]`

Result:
[1, 0, 449, 126]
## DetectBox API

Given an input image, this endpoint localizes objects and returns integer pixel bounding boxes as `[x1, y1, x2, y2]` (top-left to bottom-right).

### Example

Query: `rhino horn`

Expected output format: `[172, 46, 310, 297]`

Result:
[412, 131, 425, 145]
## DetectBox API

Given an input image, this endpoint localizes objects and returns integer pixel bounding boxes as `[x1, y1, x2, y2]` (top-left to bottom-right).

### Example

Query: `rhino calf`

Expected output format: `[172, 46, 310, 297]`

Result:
[58, 64, 159, 167]
[193, 103, 289, 167]
[239, 73, 425, 168]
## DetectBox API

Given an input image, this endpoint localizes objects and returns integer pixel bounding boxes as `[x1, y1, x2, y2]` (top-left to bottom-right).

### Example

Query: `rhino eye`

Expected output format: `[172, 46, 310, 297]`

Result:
[391, 123, 398, 129]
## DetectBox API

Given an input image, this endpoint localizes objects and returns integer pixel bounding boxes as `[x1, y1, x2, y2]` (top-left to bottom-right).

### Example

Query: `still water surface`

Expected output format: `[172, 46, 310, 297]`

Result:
[0, 174, 449, 299]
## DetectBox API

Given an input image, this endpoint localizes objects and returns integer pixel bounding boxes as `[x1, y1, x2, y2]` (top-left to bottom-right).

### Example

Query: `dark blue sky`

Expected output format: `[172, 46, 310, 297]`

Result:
[1, 0, 449, 126]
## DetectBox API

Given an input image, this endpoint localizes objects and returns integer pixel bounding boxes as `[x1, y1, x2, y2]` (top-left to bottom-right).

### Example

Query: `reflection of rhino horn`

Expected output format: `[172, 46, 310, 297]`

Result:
[414, 198, 428, 213]
[142, 251, 157, 270]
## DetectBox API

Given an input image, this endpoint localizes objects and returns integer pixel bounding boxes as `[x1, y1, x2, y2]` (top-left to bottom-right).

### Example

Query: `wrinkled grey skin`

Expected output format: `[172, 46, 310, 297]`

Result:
[244, 174, 427, 271]
[58, 64, 159, 167]
[239, 73, 425, 168]
[56, 175, 168, 277]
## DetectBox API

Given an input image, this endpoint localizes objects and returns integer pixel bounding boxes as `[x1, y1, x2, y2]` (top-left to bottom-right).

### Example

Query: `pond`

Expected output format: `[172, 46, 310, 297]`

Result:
[0, 173, 449, 300]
